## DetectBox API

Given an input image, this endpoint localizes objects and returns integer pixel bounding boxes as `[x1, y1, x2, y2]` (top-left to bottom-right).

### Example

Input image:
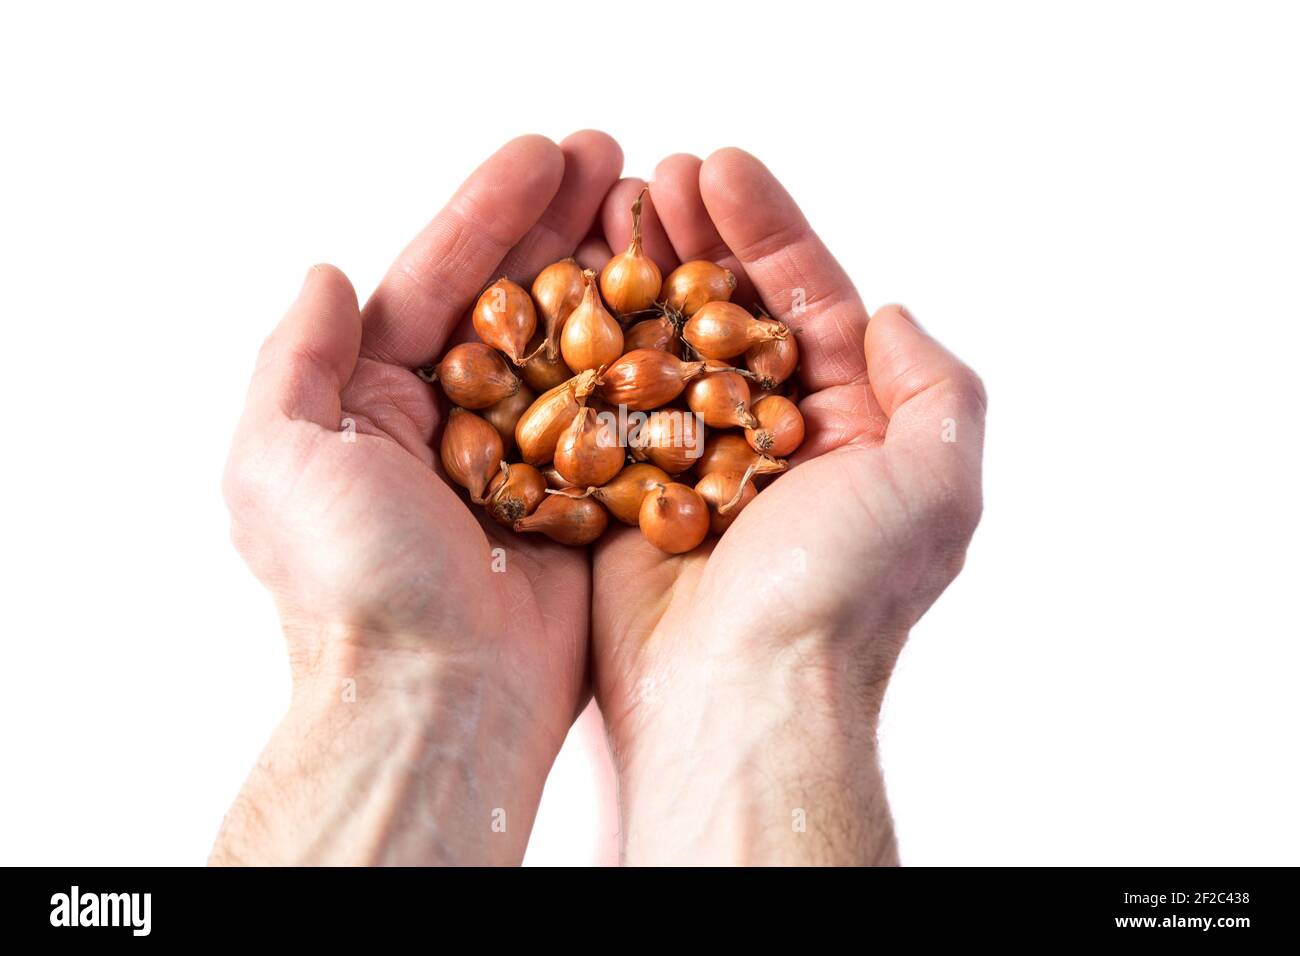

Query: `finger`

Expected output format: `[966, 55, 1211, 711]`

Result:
[699, 148, 868, 392]
[360, 135, 565, 367]
[648, 153, 756, 305]
[497, 130, 624, 281]
[247, 264, 361, 428]
[600, 177, 678, 275]
[865, 304, 986, 529]
[575, 236, 612, 272]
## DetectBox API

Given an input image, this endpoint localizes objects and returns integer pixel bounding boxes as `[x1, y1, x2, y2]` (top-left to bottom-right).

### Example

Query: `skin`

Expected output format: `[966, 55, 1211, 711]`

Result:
[213, 136, 985, 867]
[591, 152, 986, 864]
[212, 132, 625, 865]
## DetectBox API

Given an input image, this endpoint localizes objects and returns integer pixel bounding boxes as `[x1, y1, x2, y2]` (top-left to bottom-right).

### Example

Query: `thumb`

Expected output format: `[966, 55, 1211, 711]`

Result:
[246, 264, 362, 428]
[865, 304, 986, 533]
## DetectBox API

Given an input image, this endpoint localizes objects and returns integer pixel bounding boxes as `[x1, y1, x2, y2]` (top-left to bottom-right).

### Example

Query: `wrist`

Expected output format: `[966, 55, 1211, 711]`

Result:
[609, 629, 901, 866]
[212, 624, 560, 866]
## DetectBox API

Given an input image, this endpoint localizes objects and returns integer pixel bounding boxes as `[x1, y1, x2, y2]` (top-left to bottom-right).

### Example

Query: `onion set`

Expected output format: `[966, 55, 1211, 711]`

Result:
[424, 191, 804, 553]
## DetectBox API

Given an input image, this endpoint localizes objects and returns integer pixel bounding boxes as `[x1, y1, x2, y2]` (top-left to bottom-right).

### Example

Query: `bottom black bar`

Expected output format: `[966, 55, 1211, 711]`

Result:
[3, 867, 1287, 943]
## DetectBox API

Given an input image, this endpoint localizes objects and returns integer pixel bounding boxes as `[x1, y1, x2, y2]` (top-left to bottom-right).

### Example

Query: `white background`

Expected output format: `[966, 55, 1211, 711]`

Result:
[2, 1, 1297, 866]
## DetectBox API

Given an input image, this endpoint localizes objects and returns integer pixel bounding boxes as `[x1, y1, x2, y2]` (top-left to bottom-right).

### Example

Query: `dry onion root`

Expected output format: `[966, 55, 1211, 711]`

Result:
[485, 461, 547, 527]
[744, 394, 805, 457]
[425, 190, 804, 553]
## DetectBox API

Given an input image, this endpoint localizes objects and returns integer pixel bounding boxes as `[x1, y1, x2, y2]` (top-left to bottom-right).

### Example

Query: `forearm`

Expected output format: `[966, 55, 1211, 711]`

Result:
[210, 638, 554, 866]
[613, 640, 898, 866]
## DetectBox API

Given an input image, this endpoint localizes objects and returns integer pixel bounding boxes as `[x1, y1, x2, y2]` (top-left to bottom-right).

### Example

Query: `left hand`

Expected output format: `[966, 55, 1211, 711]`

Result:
[213, 132, 624, 865]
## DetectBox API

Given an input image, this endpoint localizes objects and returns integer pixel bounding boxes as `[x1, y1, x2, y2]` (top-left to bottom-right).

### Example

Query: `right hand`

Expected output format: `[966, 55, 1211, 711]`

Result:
[589, 149, 986, 863]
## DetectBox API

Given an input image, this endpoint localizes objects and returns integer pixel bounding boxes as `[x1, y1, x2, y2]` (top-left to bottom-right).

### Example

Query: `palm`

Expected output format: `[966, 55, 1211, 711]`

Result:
[592, 380, 899, 728]
[588, 150, 983, 741]
[228, 133, 626, 746]
[299, 358, 591, 717]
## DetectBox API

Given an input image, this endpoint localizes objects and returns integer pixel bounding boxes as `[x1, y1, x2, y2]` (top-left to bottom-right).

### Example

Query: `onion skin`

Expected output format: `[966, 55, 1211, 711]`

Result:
[601, 252, 662, 316]
[515, 369, 601, 466]
[482, 384, 535, 455]
[696, 433, 788, 479]
[514, 494, 608, 546]
[744, 331, 799, 391]
[439, 408, 504, 504]
[541, 466, 578, 490]
[744, 394, 805, 457]
[520, 333, 574, 392]
[683, 301, 787, 360]
[639, 482, 710, 554]
[436, 342, 521, 409]
[685, 367, 760, 429]
[532, 259, 586, 360]
[553, 406, 625, 488]
[485, 461, 546, 527]
[590, 463, 670, 525]
[562, 269, 624, 373]
[600, 188, 662, 315]
[660, 260, 736, 317]
[695, 470, 758, 535]
[599, 349, 706, 411]
[473, 278, 537, 365]
[624, 314, 682, 356]
[631, 409, 705, 475]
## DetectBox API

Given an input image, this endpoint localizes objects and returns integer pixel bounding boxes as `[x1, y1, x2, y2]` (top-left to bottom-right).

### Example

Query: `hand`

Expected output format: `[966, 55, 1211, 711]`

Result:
[589, 150, 986, 864]
[212, 133, 623, 865]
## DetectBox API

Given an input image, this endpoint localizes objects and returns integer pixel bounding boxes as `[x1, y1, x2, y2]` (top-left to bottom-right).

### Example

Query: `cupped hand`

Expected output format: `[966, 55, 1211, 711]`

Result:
[216, 133, 622, 864]
[588, 151, 986, 863]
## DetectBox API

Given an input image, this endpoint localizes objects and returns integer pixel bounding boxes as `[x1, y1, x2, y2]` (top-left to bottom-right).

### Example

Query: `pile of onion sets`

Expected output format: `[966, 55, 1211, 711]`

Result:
[427, 189, 803, 554]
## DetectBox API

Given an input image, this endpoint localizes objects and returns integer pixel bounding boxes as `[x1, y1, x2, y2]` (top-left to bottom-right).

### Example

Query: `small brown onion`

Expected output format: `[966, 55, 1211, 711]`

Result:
[485, 461, 547, 527]
[532, 258, 586, 360]
[685, 366, 760, 429]
[561, 269, 624, 372]
[696, 433, 788, 479]
[439, 408, 504, 504]
[751, 378, 802, 407]
[683, 301, 787, 360]
[599, 349, 708, 411]
[514, 494, 608, 546]
[639, 482, 710, 554]
[553, 406, 625, 487]
[515, 369, 601, 466]
[541, 466, 578, 490]
[588, 463, 670, 525]
[600, 188, 662, 315]
[433, 342, 521, 409]
[520, 332, 574, 392]
[473, 278, 537, 365]
[744, 330, 799, 391]
[695, 465, 759, 535]
[631, 409, 705, 475]
[482, 384, 535, 454]
[623, 314, 682, 356]
[660, 260, 736, 317]
[745, 394, 805, 457]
